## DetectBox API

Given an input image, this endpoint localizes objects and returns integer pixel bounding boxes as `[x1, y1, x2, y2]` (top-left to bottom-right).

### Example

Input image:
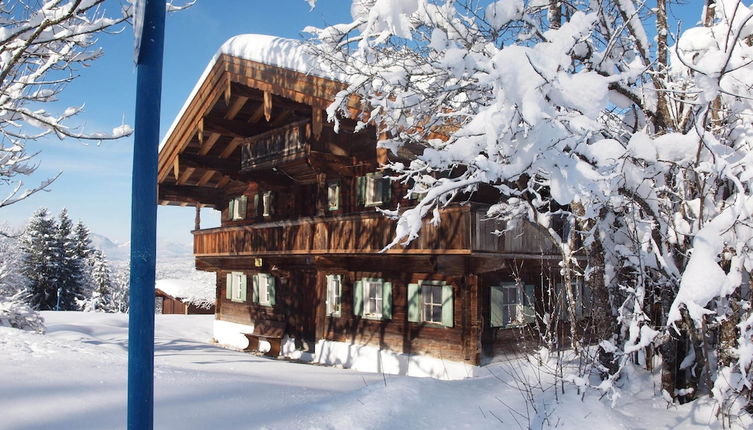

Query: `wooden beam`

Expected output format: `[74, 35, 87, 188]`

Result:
[180, 153, 238, 171]
[158, 184, 224, 207]
[203, 116, 271, 138]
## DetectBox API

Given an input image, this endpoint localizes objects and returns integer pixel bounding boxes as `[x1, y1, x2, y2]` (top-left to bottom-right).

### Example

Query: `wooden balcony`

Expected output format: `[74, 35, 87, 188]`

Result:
[193, 205, 557, 257]
[241, 120, 309, 171]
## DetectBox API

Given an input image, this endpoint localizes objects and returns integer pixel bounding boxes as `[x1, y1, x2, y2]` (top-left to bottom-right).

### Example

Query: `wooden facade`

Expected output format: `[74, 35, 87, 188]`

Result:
[157, 39, 563, 367]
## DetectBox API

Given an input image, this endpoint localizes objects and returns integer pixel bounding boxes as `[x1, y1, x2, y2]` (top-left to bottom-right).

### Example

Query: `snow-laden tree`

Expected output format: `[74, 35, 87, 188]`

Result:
[83, 249, 118, 312]
[308, 0, 753, 419]
[0, 0, 136, 209]
[54, 209, 88, 310]
[20, 208, 60, 310]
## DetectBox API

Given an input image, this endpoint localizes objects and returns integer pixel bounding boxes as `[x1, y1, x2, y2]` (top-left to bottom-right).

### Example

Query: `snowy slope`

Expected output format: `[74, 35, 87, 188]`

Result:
[0, 312, 746, 430]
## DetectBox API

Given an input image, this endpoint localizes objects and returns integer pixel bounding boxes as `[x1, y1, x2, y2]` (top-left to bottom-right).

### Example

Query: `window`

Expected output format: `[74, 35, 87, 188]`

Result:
[422, 283, 444, 324]
[326, 274, 342, 317]
[558, 280, 591, 321]
[490, 283, 534, 328]
[353, 278, 392, 320]
[327, 182, 340, 211]
[262, 191, 274, 217]
[228, 195, 247, 221]
[357, 173, 391, 207]
[408, 281, 453, 327]
[252, 273, 276, 306]
[226, 272, 247, 303]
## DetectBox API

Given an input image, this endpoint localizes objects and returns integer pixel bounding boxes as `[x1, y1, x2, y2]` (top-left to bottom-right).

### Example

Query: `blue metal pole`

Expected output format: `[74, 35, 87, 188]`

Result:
[128, 1, 165, 429]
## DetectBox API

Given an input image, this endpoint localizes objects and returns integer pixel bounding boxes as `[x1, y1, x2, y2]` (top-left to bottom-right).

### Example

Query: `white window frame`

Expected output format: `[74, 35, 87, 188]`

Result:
[363, 278, 383, 319]
[326, 274, 342, 317]
[229, 272, 246, 303]
[256, 273, 272, 306]
[327, 182, 340, 211]
[365, 173, 383, 207]
[421, 282, 444, 324]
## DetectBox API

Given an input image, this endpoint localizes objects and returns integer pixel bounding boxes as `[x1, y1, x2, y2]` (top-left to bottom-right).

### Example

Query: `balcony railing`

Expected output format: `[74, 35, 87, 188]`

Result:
[241, 120, 309, 170]
[193, 205, 557, 257]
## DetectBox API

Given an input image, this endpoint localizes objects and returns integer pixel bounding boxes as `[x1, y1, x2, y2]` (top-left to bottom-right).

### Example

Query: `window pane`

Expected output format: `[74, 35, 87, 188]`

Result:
[432, 305, 442, 323]
[432, 286, 442, 304]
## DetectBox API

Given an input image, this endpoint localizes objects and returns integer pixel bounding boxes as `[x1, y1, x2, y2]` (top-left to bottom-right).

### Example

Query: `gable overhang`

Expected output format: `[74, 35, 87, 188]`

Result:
[157, 53, 354, 209]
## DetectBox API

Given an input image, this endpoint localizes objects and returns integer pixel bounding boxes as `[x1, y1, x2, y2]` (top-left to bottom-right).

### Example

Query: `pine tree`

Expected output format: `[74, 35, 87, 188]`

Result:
[54, 209, 87, 310]
[85, 249, 117, 312]
[20, 208, 59, 310]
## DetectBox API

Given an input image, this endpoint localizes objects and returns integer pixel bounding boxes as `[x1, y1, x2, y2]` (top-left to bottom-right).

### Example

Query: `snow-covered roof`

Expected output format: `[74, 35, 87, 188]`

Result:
[160, 34, 338, 152]
[155, 278, 215, 307]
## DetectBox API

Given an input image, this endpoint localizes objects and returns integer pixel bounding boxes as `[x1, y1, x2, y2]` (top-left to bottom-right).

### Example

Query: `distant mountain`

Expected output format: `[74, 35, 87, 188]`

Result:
[90, 233, 193, 262]
[90, 233, 130, 262]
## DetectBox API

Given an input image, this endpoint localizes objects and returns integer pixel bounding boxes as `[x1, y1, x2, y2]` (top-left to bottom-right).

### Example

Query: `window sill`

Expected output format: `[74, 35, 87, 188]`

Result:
[414, 321, 449, 328]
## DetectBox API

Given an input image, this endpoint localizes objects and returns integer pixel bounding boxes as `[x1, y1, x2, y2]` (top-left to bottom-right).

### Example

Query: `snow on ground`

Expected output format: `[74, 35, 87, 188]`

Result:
[0, 312, 745, 429]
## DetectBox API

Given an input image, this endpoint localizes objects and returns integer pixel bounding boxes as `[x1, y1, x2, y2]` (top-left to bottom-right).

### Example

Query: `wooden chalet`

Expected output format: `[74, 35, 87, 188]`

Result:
[155, 287, 215, 315]
[157, 35, 566, 373]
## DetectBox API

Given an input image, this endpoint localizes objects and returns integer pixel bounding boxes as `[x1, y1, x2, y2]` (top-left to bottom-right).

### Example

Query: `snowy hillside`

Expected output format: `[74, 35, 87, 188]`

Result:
[0, 312, 746, 429]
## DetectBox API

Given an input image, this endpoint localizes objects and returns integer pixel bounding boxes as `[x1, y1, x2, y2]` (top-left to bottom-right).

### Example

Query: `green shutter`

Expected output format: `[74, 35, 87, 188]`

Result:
[353, 280, 364, 316]
[441, 284, 454, 327]
[382, 177, 391, 205]
[356, 176, 366, 206]
[490, 286, 505, 327]
[268, 275, 276, 306]
[521, 284, 535, 324]
[382, 281, 392, 320]
[252, 274, 260, 303]
[582, 281, 592, 318]
[239, 274, 247, 302]
[226, 273, 233, 299]
[374, 175, 384, 205]
[228, 199, 235, 220]
[239, 195, 247, 219]
[407, 283, 420, 322]
[253, 193, 260, 217]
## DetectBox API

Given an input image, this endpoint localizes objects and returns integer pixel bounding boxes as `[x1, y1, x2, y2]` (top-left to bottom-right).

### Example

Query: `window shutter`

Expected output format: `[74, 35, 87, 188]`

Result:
[441, 284, 454, 327]
[490, 285, 505, 327]
[382, 281, 392, 320]
[252, 274, 260, 303]
[238, 195, 247, 219]
[407, 283, 420, 322]
[582, 281, 592, 318]
[356, 176, 365, 206]
[353, 279, 364, 316]
[253, 193, 260, 217]
[521, 284, 535, 324]
[226, 273, 233, 299]
[268, 275, 276, 306]
[382, 177, 391, 205]
[228, 199, 235, 221]
[269, 191, 275, 215]
[239, 274, 247, 302]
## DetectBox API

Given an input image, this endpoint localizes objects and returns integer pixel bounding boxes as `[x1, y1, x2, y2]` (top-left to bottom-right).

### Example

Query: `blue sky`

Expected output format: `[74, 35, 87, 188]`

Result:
[1, 0, 352, 244]
[1, 1, 702, 245]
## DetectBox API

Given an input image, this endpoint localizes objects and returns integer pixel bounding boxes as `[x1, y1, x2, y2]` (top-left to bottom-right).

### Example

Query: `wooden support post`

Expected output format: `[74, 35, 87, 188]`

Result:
[194, 205, 201, 231]
[465, 271, 481, 364]
[316, 172, 327, 217]
[263, 91, 272, 122]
